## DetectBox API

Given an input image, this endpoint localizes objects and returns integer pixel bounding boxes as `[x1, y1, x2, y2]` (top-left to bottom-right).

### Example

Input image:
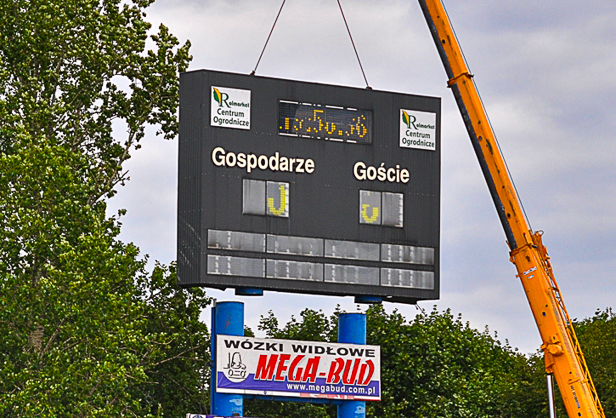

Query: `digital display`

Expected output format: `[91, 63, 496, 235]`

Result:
[178, 70, 441, 304]
[278, 101, 372, 144]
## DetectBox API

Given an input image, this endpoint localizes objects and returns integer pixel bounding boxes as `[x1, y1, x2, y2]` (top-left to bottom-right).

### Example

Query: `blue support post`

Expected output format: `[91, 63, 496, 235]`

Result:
[338, 313, 367, 418]
[211, 301, 244, 417]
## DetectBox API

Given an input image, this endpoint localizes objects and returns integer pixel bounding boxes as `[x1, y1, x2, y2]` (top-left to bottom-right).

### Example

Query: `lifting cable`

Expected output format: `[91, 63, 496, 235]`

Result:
[251, 0, 286, 76]
[336, 0, 371, 89]
[251, 0, 371, 89]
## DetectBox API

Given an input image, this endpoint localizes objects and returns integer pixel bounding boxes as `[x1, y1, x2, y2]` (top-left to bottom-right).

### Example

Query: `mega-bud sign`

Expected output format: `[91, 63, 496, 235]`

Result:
[216, 335, 381, 401]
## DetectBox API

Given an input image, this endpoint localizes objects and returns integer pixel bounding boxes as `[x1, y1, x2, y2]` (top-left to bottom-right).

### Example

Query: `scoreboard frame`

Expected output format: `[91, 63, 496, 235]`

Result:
[178, 69, 441, 304]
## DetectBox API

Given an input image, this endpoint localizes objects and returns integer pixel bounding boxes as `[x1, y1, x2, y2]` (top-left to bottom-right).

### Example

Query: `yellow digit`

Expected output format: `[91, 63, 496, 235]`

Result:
[361, 204, 379, 223]
[356, 116, 367, 138]
[268, 185, 287, 216]
[358, 115, 367, 137]
[325, 122, 336, 134]
[313, 109, 324, 133]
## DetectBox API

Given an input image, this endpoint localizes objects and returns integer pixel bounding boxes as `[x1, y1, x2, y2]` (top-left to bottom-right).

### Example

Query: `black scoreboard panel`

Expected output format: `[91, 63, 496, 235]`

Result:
[178, 69, 441, 304]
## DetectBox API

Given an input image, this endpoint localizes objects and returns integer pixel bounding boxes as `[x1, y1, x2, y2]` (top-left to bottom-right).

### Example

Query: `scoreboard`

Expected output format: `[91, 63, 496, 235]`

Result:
[178, 70, 441, 304]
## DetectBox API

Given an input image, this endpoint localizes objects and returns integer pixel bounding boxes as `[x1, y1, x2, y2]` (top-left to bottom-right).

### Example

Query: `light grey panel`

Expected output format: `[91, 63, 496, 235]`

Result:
[324, 264, 379, 285]
[207, 230, 265, 252]
[359, 190, 381, 225]
[267, 235, 323, 257]
[266, 260, 323, 281]
[207, 255, 265, 278]
[243, 179, 265, 215]
[380, 268, 434, 289]
[382, 192, 403, 228]
[381, 244, 434, 265]
[324, 239, 380, 261]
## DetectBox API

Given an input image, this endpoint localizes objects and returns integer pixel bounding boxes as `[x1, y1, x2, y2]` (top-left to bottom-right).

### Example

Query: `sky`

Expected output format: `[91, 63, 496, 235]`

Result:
[107, 0, 616, 355]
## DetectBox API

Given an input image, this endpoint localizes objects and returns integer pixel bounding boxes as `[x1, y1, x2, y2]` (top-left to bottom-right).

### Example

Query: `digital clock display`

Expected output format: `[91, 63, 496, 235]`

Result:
[278, 101, 372, 144]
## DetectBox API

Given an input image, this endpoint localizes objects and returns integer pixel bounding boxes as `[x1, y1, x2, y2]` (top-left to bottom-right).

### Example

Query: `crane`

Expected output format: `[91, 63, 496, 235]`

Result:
[416, 0, 605, 416]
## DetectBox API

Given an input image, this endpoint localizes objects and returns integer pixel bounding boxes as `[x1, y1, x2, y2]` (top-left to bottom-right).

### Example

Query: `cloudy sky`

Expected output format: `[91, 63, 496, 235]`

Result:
[108, 0, 616, 354]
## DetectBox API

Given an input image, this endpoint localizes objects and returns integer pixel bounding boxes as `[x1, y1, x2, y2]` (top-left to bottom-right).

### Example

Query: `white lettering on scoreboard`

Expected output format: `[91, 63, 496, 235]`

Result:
[216, 335, 381, 400]
[211, 146, 315, 174]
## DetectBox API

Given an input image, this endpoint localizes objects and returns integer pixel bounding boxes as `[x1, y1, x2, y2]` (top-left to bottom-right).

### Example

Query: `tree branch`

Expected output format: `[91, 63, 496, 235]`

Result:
[146, 344, 206, 369]
[41, 317, 67, 357]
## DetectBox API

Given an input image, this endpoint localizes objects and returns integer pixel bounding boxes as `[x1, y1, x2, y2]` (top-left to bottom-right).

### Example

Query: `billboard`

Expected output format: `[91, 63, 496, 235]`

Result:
[178, 70, 441, 303]
[216, 335, 381, 401]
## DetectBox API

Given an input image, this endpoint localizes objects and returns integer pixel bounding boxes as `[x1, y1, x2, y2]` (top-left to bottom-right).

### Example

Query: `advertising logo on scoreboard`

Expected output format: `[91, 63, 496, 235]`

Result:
[216, 335, 381, 401]
[211, 86, 251, 129]
[400, 109, 436, 151]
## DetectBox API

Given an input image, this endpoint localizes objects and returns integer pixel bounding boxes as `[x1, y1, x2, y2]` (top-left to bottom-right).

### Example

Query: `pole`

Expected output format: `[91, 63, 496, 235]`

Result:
[547, 374, 557, 418]
[337, 313, 367, 418]
[211, 301, 244, 417]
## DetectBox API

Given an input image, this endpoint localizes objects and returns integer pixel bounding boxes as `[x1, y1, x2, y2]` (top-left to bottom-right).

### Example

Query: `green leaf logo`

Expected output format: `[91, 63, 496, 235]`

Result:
[213, 87, 222, 105]
[402, 110, 410, 127]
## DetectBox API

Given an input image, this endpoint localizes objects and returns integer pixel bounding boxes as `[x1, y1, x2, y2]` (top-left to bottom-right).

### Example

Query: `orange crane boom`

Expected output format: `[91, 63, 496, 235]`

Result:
[416, 1, 604, 416]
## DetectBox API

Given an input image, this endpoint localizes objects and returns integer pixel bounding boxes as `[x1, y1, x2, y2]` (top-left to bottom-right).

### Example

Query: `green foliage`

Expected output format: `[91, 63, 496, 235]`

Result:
[133, 263, 212, 416]
[0, 131, 145, 415]
[568, 308, 616, 416]
[0, 132, 210, 416]
[0, 0, 208, 415]
[0, 0, 191, 199]
[258, 308, 338, 342]
[366, 305, 545, 417]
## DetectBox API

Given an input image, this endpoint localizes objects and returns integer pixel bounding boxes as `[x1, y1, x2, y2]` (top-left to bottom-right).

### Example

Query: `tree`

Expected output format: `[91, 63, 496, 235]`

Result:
[365, 305, 546, 417]
[0, 0, 209, 415]
[133, 263, 212, 416]
[563, 309, 616, 416]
